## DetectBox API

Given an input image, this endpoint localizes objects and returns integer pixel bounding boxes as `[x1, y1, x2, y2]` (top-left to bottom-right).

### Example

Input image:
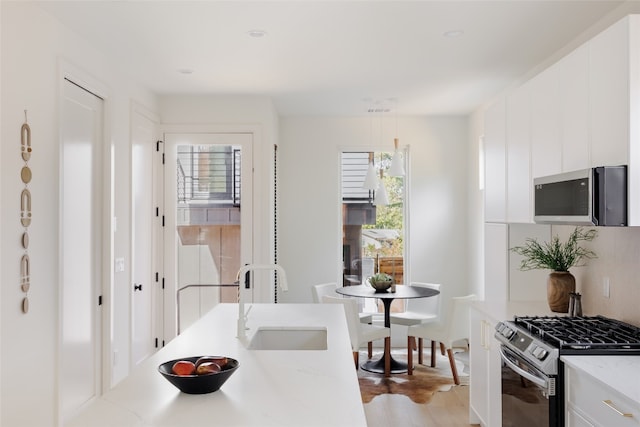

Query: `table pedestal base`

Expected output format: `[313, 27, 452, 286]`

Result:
[361, 354, 408, 374]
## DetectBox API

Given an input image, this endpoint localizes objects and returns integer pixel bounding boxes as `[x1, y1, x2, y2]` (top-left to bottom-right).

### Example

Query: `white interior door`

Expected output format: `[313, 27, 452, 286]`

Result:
[162, 132, 253, 339]
[131, 107, 159, 366]
[60, 78, 104, 422]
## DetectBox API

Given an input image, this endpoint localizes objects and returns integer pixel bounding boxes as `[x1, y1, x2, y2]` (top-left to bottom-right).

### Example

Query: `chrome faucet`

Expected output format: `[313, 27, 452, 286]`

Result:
[236, 264, 288, 341]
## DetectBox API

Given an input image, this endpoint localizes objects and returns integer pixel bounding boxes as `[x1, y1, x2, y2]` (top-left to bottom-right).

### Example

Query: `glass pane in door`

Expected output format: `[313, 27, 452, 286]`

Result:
[176, 144, 242, 331]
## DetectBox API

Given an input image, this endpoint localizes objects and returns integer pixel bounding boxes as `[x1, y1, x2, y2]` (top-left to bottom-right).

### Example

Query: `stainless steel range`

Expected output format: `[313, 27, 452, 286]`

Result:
[494, 315, 640, 427]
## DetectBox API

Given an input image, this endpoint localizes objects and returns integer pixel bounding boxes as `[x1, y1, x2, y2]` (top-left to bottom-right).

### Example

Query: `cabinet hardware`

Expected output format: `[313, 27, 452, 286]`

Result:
[602, 399, 633, 417]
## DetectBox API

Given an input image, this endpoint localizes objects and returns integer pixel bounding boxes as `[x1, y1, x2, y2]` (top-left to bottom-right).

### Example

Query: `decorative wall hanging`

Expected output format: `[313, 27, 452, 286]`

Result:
[20, 110, 32, 313]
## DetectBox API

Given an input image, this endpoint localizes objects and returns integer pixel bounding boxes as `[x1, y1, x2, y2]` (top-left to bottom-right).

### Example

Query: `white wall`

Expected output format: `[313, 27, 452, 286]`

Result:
[0, 3, 157, 425]
[278, 116, 470, 305]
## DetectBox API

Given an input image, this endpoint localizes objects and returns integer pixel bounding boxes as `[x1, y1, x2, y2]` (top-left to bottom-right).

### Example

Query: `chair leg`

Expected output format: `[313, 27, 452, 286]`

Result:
[446, 348, 460, 385]
[368, 341, 373, 359]
[440, 342, 446, 356]
[418, 337, 424, 365]
[353, 351, 359, 369]
[430, 340, 436, 367]
[384, 337, 391, 377]
[407, 336, 414, 375]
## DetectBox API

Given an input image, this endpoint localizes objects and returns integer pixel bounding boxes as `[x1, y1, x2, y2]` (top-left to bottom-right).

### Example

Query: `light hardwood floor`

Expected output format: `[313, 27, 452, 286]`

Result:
[360, 350, 481, 427]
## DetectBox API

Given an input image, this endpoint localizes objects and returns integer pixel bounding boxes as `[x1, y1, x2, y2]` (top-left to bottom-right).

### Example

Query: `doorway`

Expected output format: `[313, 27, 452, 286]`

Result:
[162, 133, 253, 338]
[60, 78, 105, 422]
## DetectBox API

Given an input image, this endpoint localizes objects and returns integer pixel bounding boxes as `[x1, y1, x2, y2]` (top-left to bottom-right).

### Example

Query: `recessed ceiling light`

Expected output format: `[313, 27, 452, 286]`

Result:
[443, 30, 464, 38]
[247, 29, 267, 38]
[177, 68, 194, 75]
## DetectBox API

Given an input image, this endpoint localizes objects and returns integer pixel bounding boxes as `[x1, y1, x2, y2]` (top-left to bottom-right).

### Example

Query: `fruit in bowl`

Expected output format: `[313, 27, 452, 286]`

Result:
[159, 356, 239, 394]
[368, 273, 393, 292]
[171, 360, 196, 376]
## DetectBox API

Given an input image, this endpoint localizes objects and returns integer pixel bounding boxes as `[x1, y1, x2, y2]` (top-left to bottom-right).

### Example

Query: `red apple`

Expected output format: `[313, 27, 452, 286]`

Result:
[195, 362, 221, 375]
[195, 356, 228, 369]
[172, 360, 196, 376]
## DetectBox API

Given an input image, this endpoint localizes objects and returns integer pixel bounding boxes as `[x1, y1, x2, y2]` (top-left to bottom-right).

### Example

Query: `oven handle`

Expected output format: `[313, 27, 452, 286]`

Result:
[498, 346, 548, 389]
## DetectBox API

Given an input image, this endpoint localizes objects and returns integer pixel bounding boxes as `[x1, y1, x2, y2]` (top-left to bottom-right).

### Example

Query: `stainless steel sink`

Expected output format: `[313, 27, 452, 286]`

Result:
[247, 326, 328, 350]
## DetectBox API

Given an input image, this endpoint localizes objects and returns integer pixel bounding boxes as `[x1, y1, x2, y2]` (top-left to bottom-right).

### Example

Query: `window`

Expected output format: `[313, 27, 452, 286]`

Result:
[341, 151, 405, 313]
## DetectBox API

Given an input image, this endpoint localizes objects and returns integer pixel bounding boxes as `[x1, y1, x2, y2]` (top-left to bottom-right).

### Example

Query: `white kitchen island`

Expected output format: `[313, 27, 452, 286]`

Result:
[66, 303, 367, 427]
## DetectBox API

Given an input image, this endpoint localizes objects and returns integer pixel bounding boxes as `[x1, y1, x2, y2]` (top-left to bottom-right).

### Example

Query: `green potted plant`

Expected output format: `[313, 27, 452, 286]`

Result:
[510, 227, 597, 312]
[368, 273, 394, 293]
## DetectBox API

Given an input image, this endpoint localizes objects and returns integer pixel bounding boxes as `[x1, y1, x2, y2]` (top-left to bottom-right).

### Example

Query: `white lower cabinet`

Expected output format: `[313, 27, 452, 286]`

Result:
[565, 364, 640, 427]
[470, 307, 502, 427]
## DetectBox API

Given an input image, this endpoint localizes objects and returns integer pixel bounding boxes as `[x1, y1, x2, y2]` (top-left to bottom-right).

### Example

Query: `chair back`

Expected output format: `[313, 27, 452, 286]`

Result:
[311, 282, 337, 303]
[446, 294, 478, 342]
[322, 295, 360, 350]
[405, 282, 441, 316]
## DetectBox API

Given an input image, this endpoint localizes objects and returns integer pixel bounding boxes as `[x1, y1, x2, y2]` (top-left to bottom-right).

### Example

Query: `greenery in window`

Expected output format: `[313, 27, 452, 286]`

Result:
[363, 153, 404, 258]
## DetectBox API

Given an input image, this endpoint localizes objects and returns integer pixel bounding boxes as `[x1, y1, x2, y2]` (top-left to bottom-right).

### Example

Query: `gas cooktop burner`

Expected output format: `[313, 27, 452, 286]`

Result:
[513, 315, 640, 353]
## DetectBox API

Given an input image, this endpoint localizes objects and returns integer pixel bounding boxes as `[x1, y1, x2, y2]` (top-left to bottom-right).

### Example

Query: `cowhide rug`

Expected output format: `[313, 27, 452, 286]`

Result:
[357, 349, 469, 404]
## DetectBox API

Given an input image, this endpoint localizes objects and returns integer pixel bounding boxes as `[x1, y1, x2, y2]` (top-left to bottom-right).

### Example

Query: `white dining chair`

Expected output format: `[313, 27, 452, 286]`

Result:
[406, 294, 477, 385]
[322, 295, 391, 375]
[311, 282, 374, 324]
[313, 283, 375, 357]
[389, 282, 441, 364]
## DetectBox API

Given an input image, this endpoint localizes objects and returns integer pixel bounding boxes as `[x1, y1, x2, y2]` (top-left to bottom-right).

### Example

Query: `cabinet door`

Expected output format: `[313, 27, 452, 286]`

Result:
[506, 83, 532, 223]
[589, 17, 629, 167]
[530, 65, 561, 178]
[567, 405, 596, 427]
[484, 97, 507, 222]
[469, 309, 490, 426]
[559, 44, 590, 173]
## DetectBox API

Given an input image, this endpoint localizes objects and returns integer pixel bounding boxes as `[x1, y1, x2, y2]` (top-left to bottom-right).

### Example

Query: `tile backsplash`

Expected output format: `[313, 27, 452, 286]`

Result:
[554, 225, 640, 327]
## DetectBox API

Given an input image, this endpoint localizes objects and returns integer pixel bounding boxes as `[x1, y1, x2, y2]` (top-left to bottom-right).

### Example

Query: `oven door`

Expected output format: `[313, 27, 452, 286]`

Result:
[499, 345, 560, 427]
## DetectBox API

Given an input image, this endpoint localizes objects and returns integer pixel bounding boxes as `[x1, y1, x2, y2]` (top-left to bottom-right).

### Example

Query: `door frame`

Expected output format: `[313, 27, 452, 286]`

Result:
[159, 124, 265, 342]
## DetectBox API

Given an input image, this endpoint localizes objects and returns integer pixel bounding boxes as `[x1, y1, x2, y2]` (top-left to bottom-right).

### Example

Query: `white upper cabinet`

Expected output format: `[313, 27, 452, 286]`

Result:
[483, 15, 640, 225]
[559, 44, 590, 173]
[484, 97, 507, 223]
[530, 65, 561, 179]
[506, 82, 533, 223]
[589, 17, 629, 168]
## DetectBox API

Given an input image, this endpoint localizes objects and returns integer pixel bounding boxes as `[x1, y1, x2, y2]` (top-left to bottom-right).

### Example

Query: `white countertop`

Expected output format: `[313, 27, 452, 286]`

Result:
[66, 303, 367, 427]
[561, 355, 640, 407]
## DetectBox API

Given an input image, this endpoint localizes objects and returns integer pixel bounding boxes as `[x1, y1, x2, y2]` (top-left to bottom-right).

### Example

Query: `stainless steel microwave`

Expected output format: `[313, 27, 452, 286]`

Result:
[533, 166, 627, 226]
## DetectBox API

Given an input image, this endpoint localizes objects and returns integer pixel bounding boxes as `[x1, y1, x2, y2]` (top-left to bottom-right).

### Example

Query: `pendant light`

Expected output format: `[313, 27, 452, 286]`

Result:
[362, 152, 378, 191]
[373, 168, 389, 206]
[389, 100, 405, 177]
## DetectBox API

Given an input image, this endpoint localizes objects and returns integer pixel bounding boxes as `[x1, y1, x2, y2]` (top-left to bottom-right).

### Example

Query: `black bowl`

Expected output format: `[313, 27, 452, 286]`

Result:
[158, 356, 239, 394]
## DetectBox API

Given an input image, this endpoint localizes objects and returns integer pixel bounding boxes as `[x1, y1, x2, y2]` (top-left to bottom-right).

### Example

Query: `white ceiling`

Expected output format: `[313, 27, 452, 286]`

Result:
[35, 1, 631, 116]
